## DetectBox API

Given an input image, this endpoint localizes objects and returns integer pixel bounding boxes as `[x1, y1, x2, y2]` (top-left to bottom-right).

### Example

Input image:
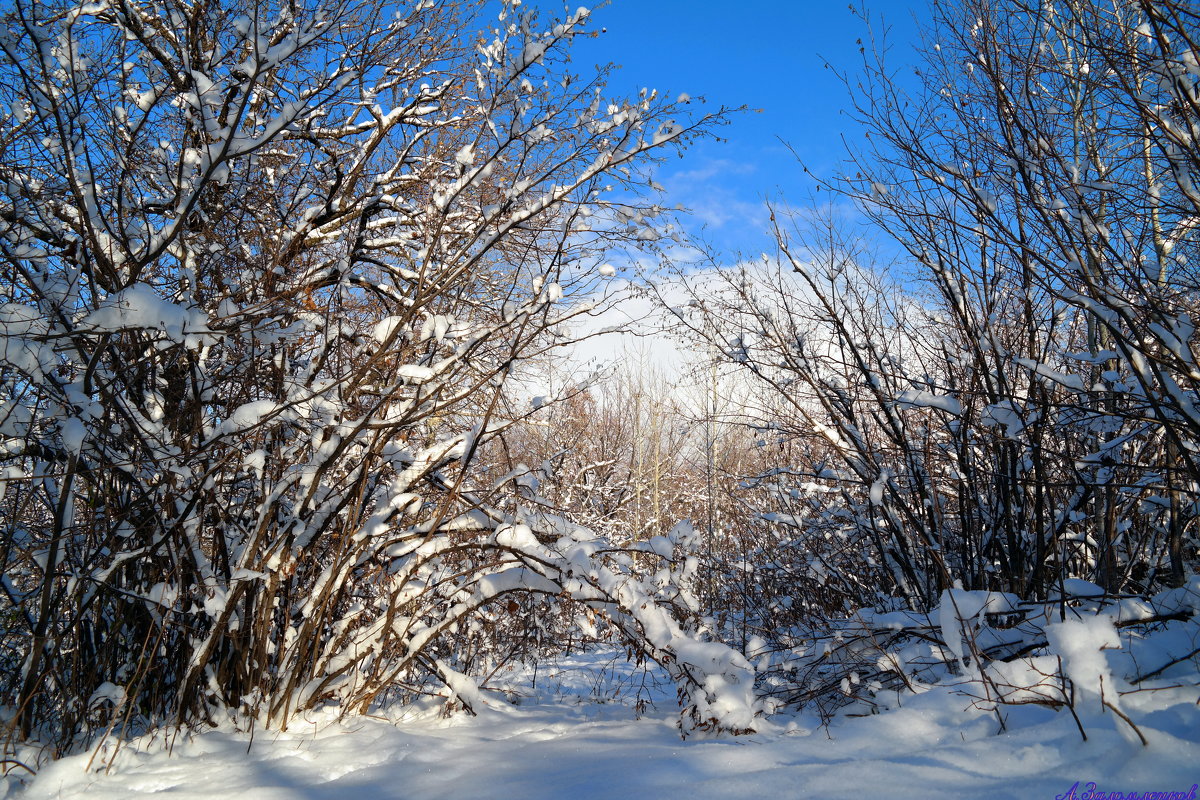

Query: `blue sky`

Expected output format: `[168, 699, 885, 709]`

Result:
[565, 1, 926, 257]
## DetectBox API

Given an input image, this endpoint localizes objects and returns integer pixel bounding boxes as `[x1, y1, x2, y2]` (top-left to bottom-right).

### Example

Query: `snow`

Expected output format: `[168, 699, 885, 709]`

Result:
[86, 682, 127, 712]
[981, 399, 1032, 437]
[214, 400, 279, 437]
[895, 389, 962, 415]
[11, 651, 1199, 800]
[1054, 578, 1108, 600]
[1013, 357, 1087, 392]
[59, 417, 86, 455]
[937, 587, 1014, 666]
[371, 315, 407, 344]
[81, 285, 211, 346]
[1045, 614, 1121, 702]
[396, 364, 435, 383]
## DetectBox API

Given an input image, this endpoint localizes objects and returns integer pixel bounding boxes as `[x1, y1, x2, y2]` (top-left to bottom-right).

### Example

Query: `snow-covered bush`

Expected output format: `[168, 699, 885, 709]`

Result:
[643, 0, 1200, 726]
[751, 580, 1200, 740]
[671, 0, 1200, 618]
[0, 0, 754, 754]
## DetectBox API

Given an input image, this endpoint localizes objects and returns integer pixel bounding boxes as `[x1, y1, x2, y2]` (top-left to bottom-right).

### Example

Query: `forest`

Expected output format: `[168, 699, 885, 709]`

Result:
[0, 0, 1198, 790]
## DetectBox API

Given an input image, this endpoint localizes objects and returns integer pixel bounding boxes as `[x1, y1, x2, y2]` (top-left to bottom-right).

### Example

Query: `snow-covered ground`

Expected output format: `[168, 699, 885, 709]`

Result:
[9, 652, 1199, 800]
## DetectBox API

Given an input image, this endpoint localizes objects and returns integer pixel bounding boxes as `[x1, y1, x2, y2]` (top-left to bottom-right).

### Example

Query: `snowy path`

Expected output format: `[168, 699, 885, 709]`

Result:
[13, 656, 1200, 799]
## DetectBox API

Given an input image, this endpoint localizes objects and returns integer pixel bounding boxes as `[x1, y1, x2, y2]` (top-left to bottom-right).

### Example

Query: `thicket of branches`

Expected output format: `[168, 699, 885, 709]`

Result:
[0, 0, 759, 756]
[4, 0, 1200, 765]
[632, 0, 1200, 719]
[677, 0, 1200, 614]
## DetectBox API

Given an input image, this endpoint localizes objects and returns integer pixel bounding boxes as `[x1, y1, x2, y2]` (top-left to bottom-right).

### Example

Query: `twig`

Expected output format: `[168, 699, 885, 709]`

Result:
[1130, 645, 1200, 684]
[1103, 699, 1148, 746]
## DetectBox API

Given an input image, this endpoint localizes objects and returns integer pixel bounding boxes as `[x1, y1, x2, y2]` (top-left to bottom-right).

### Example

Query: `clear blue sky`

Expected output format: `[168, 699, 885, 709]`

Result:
[563, 1, 927, 257]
